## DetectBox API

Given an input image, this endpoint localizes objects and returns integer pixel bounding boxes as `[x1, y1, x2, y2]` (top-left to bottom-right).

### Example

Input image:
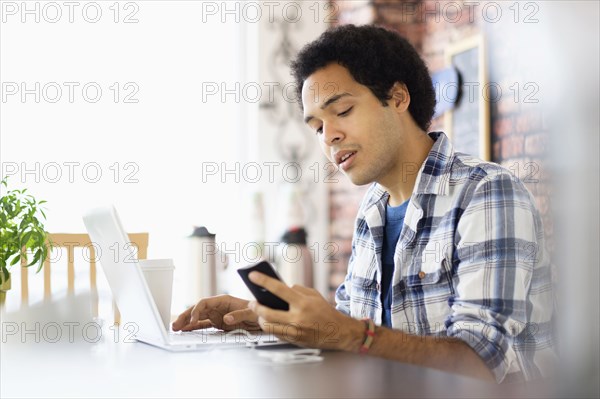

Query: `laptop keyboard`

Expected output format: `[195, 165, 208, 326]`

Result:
[168, 328, 270, 345]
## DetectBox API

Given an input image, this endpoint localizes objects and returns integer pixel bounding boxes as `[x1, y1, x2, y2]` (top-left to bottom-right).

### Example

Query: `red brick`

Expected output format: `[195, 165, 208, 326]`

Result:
[330, 254, 350, 272]
[377, 8, 420, 26]
[338, 8, 375, 25]
[494, 117, 514, 138]
[336, 0, 371, 12]
[374, 0, 423, 25]
[331, 206, 356, 224]
[336, 240, 351, 256]
[497, 95, 519, 115]
[501, 136, 525, 159]
[541, 109, 551, 131]
[534, 195, 549, 215]
[425, 30, 451, 51]
[524, 133, 548, 157]
[330, 219, 355, 240]
[515, 113, 542, 134]
[543, 213, 554, 239]
[522, 172, 541, 195]
[493, 141, 502, 161]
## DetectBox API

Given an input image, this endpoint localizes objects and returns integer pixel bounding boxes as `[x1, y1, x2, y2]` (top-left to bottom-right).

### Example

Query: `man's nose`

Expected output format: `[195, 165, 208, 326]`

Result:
[323, 123, 344, 146]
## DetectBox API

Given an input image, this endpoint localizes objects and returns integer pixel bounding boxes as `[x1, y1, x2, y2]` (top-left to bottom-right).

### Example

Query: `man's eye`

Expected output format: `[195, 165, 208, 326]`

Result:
[315, 126, 323, 135]
[338, 106, 353, 117]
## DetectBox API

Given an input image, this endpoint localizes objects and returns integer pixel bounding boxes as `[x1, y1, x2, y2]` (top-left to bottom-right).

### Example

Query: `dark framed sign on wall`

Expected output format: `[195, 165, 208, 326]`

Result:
[444, 34, 491, 161]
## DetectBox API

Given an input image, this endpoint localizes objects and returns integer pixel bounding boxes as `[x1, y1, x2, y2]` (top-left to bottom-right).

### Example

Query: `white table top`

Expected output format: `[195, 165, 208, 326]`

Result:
[0, 327, 554, 399]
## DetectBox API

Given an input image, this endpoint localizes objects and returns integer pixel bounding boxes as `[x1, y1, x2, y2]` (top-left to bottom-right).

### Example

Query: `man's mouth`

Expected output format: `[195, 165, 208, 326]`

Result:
[336, 151, 357, 171]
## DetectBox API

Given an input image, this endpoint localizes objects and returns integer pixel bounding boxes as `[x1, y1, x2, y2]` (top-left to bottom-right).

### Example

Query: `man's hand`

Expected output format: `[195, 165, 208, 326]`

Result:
[247, 272, 364, 351]
[246, 272, 495, 381]
[172, 294, 261, 332]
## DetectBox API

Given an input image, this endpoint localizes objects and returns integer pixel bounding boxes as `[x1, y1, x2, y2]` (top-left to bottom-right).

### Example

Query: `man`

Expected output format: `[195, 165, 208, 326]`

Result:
[173, 25, 555, 383]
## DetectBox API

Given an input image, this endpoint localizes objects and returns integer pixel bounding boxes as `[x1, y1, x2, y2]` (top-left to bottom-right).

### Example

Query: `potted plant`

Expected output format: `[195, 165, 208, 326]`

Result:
[0, 177, 50, 305]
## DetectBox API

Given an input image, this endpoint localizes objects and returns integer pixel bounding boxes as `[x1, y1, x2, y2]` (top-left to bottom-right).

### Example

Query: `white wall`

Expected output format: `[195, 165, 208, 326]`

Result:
[253, 2, 330, 296]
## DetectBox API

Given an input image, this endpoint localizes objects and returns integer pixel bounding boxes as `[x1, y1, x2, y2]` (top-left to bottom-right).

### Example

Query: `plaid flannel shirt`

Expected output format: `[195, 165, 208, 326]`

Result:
[335, 131, 556, 383]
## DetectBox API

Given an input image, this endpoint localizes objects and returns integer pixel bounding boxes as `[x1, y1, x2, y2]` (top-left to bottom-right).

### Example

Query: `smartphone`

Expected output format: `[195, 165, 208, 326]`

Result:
[237, 261, 289, 311]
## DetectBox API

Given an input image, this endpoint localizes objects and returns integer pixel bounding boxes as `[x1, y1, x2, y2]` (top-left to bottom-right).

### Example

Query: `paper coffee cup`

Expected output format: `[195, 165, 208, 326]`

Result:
[139, 259, 175, 330]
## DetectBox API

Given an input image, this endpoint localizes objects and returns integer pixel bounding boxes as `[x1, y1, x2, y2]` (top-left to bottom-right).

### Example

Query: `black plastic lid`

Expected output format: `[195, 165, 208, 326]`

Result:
[281, 227, 307, 245]
[189, 226, 215, 238]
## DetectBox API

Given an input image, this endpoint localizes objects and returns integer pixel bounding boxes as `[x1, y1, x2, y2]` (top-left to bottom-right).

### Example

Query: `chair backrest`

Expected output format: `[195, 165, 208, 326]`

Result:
[19, 232, 149, 324]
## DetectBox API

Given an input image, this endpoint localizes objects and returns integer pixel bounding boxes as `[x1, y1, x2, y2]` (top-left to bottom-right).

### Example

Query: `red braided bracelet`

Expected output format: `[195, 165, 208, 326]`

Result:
[359, 318, 375, 354]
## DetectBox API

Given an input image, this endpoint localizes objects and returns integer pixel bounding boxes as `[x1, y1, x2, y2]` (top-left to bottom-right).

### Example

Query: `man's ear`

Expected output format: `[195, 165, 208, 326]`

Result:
[388, 82, 410, 112]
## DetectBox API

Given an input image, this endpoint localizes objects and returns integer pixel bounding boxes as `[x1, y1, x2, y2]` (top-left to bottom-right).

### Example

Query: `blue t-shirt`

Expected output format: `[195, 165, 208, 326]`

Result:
[381, 199, 409, 327]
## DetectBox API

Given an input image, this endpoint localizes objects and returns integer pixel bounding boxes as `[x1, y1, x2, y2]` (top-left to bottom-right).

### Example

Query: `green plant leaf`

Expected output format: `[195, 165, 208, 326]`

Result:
[27, 249, 41, 267]
[1, 181, 49, 278]
[9, 254, 21, 266]
[21, 230, 33, 247]
[35, 250, 46, 273]
[19, 217, 29, 230]
[1, 267, 9, 284]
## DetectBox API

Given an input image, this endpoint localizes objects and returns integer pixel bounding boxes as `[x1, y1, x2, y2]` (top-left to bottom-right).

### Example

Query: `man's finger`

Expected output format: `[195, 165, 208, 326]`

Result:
[223, 308, 256, 325]
[249, 272, 300, 303]
[291, 284, 317, 296]
[180, 319, 213, 332]
[249, 300, 288, 323]
[172, 306, 193, 331]
[189, 300, 210, 325]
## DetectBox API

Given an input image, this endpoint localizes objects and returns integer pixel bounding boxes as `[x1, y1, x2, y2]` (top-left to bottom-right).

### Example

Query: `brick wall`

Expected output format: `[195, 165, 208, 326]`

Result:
[327, 0, 554, 301]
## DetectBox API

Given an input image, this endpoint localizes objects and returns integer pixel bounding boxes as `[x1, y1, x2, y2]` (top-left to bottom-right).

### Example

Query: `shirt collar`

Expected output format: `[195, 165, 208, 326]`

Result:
[413, 131, 455, 196]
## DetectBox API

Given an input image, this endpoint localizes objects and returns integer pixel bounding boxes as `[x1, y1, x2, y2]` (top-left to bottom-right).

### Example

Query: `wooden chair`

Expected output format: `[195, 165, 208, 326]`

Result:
[19, 233, 149, 325]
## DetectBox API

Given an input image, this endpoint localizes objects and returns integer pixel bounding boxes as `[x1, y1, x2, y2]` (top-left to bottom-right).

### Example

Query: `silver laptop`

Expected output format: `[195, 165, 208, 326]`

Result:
[83, 205, 279, 351]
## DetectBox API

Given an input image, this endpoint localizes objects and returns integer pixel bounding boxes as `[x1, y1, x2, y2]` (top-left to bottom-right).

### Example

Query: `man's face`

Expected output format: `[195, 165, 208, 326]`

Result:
[302, 63, 407, 186]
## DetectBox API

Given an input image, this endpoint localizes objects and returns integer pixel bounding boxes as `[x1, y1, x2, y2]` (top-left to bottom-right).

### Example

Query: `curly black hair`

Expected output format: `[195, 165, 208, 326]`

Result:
[290, 24, 436, 132]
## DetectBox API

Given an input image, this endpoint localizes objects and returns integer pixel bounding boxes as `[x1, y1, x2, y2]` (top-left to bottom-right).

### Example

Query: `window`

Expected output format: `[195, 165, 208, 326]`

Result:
[1, 2, 257, 312]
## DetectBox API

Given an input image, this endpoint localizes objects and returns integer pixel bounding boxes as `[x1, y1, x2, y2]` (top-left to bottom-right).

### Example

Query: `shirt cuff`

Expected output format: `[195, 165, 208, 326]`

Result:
[446, 319, 516, 383]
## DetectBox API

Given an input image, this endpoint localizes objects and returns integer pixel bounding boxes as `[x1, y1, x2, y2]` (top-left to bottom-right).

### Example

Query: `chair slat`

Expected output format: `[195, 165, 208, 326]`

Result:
[43, 256, 51, 302]
[90, 246, 99, 318]
[67, 246, 75, 295]
[13, 233, 149, 324]
[20, 249, 28, 307]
